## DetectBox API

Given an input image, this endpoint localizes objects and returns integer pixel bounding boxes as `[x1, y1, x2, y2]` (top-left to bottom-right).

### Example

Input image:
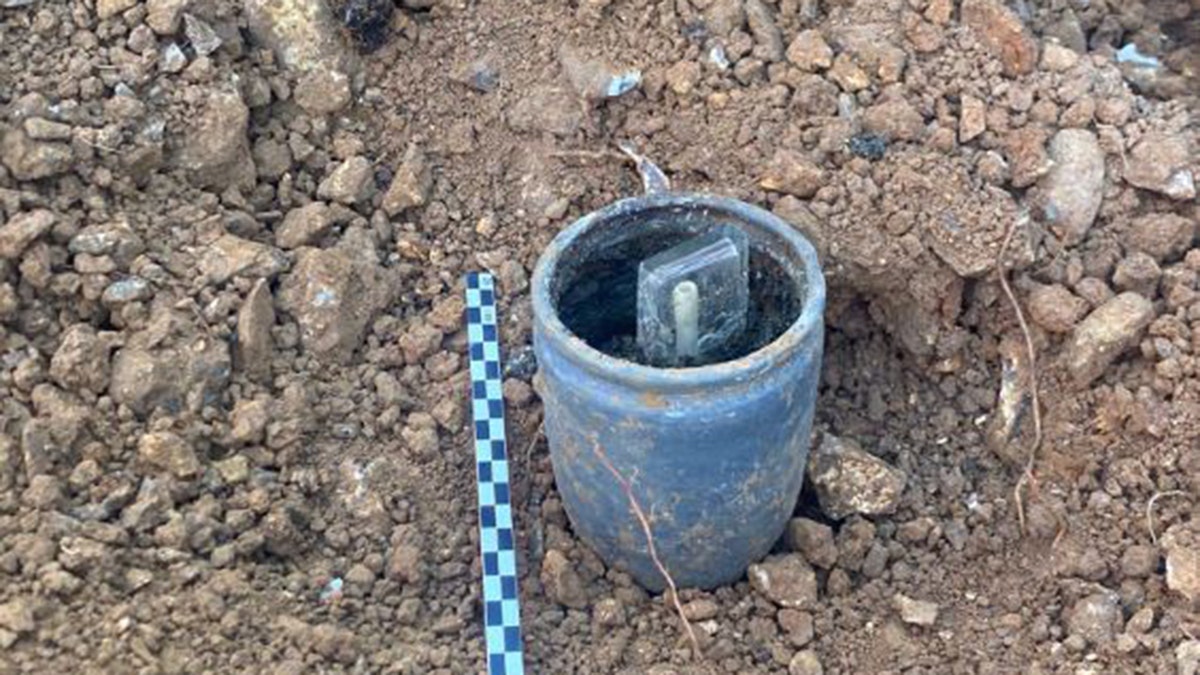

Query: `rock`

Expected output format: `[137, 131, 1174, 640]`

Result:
[541, 550, 588, 609]
[961, 0, 1038, 77]
[788, 649, 823, 675]
[230, 398, 269, 445]
[24, 118, 72, 142]
[1065, 292, 1155, 387]
[1040, 129, 1105, 245]
[807, 434, 906, 519]
[760, 150, 825, 198]
[0, 599, 34, 635]
[183, 13, 221, 56]
[959, 95, 987, 143]
[863, 98, 926, 142]
[1124, 133, 1196, 200]
[69, 218, 145, 266]
[778, 609, 815, 647]
[277, 229, 396, 363]
[382, 145, 431, 216]
[787, 30, 833, 71]
[316, 156, 374, 205]
[23, 474, 62, 510]
[1065, 592, 1121, 644]
[97, 0, 137, 20]
[1041, 42, 1079, 71]
[1126, 213, 1196, 262]
[179, 91, 255, 191]
[147, 0, 188, 34]
[827, 53, 870, 92]
[387, 544, 424, 584]
[311, 623, 357, 664]
[1, 129, 72, 181]
[1004, 126, 1051, 188]
[138, 431, 201, 479]
[103, 278, 153, 305]
[50, 324, 116, 393]
[664, 60, 702, 96]
[294, 69, 352, 116]
[784, 518, 837, 569]
[705, 0, 745, 36]
[244, 0, 356, 75]
[749, 554, 817, 609]
[235, 279, 275, 380]
[1179, 640, 1200, 675]
[0, 209, 55, 260]
[1112, 252, 1161, 297]
[110, 336, 230, 417]
[1162, 523, 1200, 606]
[260, 505, 307, 558]
[198, 234, 287, 285]
[1028, 284, 1089, 334]
[277, 203, 336, 249]
[1119, 544, 1158, 578]
[893, 593, 939, 626]
[744, 0, 784, 62]
[681, 599, 719, 621]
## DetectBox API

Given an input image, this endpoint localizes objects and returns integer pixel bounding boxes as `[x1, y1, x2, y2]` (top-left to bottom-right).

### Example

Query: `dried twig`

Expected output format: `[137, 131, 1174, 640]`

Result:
[1147, 490, 1190, 544]
[591, 443, 701, 657]
[996, 215, 1043, 534]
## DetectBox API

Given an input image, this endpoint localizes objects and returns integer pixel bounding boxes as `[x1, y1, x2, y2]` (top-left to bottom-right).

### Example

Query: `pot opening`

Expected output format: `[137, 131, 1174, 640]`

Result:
[550, 201, 809, 367]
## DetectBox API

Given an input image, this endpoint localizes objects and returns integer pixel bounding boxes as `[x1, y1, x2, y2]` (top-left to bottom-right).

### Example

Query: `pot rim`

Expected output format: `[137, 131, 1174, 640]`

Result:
[531, 192, 825, 392]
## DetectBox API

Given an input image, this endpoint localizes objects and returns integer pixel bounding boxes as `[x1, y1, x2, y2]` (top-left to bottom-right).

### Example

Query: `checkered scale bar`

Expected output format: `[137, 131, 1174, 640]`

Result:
[465, 272, 525, 675]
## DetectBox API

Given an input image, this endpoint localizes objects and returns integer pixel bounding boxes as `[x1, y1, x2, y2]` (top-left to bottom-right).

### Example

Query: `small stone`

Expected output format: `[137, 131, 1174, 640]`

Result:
[235, 279, 275, 380]
[744, 0, 783, 62]
[230, 399, 269, 444]
[183, 13, 222, 56]
[1028, 284, 1089, 334]
[103, 278, 153, 305]
[1178, 640, 1200, 675]
[807, 434, 906, 519]
[260, 506, 307, 558]
[705, 0, 745, 35]
[0, 599, 34, 635]
[1162, 523, 1200, 606]
[1121, 545, 1158, 579]
[1112, 252, 1161, 297]
[760, 150, 825, 198]
[1124, 133, 1196, 200]
[962, 0, 1039, 77]
[1066, 592, 1121, 644]
[1, 130, 72, 180]
[244, 0, 354, 74]
[22, 474, 62, 510]
[294, 69, 352, 116]
[681, 599, 719, 621]
[161, 43, 187, 74]
[1126, 606, 1155, 634]
[778, 609, 815, 647]
[1040, 129, 1105, 245]
[1066, 292, 1155, 386]
[1004, 126, 1051, 188]
[1125, 213, 1196, 262]
[97, 0, 137, 19]
[541, 550, 588, 609]
[0, 209, 55, 260]
[785, 518, 837, 569]
[277, 233, 395, 364]
[827, 53, 870, 92]
[277, 203, 336, 249]
[214, 455, 250, 484]
[1041, 43, 1079, 72]
[147, 0, 188, 34]
[382, 145, 431, 216]
[317, 156, 374, 205]
[749, 554, 818, 609]
[788, 649, 823, 675]
[199, 235, 286, 285]
[179, 91, 254, 191]
[787, 30, 832, 71]
[387, 544, 423, 584]
[893, 593, 939, 626]
[664, 60, 702, 96]
[593, 598, 625, 628]
[23, 118, 72, 142]
[863, 98, 926, 142]
[139, 431, 201, 479]
[959, 96, 987, 143]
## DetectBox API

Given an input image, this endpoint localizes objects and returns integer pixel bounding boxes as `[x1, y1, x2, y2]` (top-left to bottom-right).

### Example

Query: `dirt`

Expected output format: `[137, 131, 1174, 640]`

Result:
[1, 0, 1199, 673]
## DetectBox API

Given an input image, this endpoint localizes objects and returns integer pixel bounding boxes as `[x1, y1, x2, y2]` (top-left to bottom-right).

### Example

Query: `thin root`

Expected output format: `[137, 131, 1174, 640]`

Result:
[591, 443, 701, 658]
[997, 214, 1043, 535]
[1146, 490, 1190, 545]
